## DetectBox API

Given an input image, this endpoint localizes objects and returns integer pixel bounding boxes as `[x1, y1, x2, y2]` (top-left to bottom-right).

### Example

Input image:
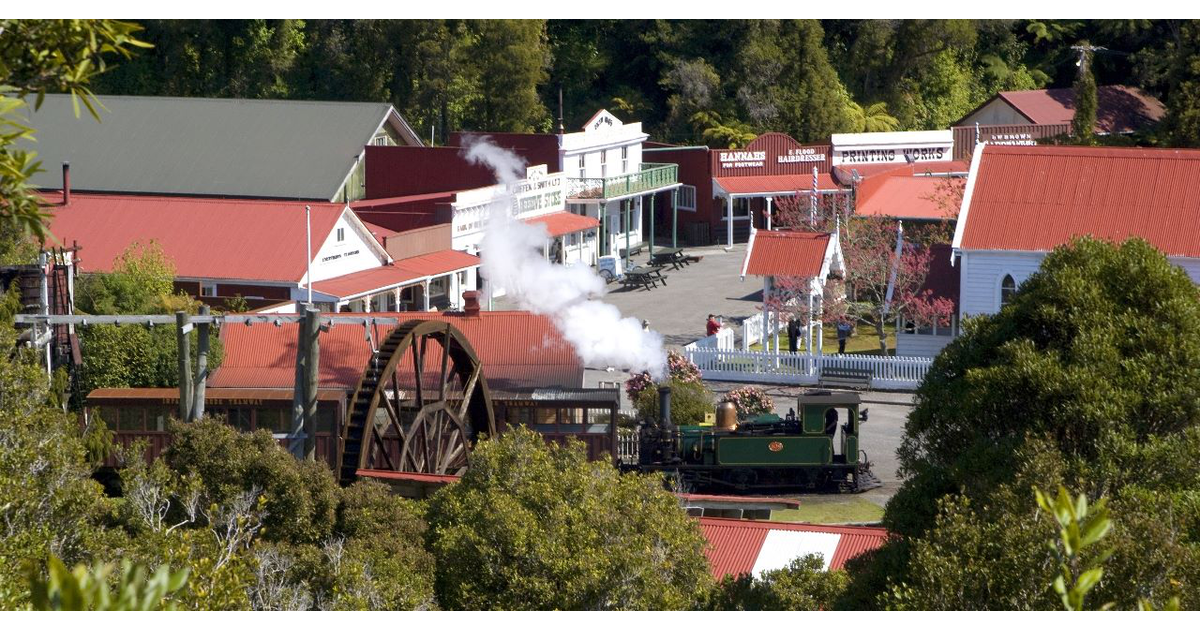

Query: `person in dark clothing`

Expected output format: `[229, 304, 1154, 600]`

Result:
[836, 319, 853, 354]
[824, 408, 839, 437]
[787, 317, 800, 353]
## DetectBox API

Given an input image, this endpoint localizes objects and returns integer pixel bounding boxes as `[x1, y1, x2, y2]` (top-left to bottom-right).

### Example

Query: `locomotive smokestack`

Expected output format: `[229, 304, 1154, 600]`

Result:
[658, 385, 673, 430]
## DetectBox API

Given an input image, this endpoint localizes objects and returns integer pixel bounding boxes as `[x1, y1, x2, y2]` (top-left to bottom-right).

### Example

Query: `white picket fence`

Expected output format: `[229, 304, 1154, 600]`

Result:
[687, 326, 735, 351]
[682, 346, 934, 390]
[740, 311, 780, 351]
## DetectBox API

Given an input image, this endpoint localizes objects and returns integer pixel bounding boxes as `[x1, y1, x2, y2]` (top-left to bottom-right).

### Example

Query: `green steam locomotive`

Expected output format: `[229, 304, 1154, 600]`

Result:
[634, 389, 881, 493]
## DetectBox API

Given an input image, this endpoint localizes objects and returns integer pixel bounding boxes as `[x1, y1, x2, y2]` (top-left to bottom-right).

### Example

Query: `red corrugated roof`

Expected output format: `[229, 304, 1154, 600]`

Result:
[360, 220, 398, 246]
[523, 211, 599, 237]
[44, 193, 345, 282]
[743, 230, 831, 277]
[855, 175, 963, 220]
[699, 517, 889, 578]
[832, 160, 968, 186]
[309, 250, 478, 299]
[959, 144, 1200, 257]
[210, 310, 583, 391]
[997, 85, 1164, 134]
[714, 173, 840, 196]
[395, 249, 481, 276]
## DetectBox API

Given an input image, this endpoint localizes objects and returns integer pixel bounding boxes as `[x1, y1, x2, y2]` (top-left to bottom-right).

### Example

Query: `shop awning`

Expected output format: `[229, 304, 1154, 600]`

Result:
[523, 211, 600, 238]
[713, 173, 841, 197]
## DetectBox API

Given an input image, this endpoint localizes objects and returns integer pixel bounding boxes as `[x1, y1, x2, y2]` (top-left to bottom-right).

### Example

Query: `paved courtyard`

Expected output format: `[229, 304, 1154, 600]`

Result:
[496, 242, 762, 349]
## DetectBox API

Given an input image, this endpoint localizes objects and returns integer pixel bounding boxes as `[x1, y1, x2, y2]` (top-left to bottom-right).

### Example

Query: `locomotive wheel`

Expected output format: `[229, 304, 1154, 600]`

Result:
[338, 320, 495, 482]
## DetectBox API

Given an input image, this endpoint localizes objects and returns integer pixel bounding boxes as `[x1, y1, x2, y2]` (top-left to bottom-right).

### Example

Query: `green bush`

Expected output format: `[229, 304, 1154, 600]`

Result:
[634, 377, 715, 425]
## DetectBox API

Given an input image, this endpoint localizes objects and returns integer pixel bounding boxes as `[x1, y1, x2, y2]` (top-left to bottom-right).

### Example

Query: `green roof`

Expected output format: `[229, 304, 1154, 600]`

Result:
[20, 94, 421, 200]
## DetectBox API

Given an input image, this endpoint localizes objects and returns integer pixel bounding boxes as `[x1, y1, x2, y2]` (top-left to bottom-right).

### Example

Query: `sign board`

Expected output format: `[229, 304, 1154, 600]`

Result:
[710, 133, 832, 177]
[830, 130, 955, 166]
[451, 173, 568, 240]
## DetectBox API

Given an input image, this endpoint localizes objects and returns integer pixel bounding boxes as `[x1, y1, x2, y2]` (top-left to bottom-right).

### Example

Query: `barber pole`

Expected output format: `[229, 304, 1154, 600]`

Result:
[810, 166, 818, 226]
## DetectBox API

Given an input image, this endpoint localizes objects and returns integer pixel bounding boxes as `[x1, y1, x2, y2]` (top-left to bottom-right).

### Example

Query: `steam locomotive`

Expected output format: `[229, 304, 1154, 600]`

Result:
[631, 389, 881, 493]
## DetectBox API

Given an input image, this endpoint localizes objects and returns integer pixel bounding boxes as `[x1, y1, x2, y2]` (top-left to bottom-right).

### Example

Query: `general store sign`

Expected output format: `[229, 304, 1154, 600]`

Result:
[452, 169, 566, 236]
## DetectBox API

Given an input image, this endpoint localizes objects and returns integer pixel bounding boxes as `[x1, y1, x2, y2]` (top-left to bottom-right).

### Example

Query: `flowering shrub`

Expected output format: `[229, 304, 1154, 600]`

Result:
[625, 350, 701, 400]
[721, 386, 774, 418]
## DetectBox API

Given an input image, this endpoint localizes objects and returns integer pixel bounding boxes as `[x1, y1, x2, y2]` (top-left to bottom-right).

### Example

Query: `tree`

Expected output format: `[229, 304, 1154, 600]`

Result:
[859, 238, 1200, 610]
[844, 101, 900, 133]
[627, 350, 715, 425]
[74, 241, 223, 395]
[426, 427, 712, 610]
[0, 19, 149, 240]
[0, 286, 117, 609]
[28, 556, 188, 611]
[1071, 42, 1099, 143]
[464, 20, 550, 132]
[707, 554, 848, 610]
[840, 217, 954, 353]
[1165, 20, 1200, 147]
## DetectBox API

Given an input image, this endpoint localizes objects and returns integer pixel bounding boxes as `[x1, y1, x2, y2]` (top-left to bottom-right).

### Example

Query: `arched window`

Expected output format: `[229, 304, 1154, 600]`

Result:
[1000, 274, 1017, 306]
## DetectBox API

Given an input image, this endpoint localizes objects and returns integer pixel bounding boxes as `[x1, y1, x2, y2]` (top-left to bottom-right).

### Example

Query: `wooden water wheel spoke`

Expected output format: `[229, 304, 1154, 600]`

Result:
[338, 320, 495, 483]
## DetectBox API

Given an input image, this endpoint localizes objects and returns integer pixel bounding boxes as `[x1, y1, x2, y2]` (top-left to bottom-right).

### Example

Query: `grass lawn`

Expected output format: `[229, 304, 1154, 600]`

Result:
[769, 497, 885, 525]
[749, 322, 897, 355]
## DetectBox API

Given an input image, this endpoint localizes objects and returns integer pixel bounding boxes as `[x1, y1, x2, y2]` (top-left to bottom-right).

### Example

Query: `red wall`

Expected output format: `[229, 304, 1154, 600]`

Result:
[364, 146, 500, 199]
[710, 133, 832, 178]
[448, 132, 562, 172]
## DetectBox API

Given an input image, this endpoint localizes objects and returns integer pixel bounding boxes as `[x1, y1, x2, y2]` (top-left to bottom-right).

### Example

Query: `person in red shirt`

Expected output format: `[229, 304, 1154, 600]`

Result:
[706, 314, 720, 337]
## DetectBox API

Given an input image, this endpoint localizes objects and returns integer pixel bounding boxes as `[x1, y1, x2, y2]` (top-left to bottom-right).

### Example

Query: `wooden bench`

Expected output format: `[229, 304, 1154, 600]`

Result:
[818, 366, 873, 389]
[620, 268, 668, 291]
[619, 245, 644, 259]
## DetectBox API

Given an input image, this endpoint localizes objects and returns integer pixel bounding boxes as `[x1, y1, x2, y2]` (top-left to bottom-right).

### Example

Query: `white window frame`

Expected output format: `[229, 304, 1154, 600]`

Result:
[577, 155, 585, 179]
[199, 282, 217, 298]
[600, 150, 608, 178]
[621, 146, 629, 174]
[997, 272, 1018, 311]
[336, 227, 345, 243]
[677, 184, 697, 211]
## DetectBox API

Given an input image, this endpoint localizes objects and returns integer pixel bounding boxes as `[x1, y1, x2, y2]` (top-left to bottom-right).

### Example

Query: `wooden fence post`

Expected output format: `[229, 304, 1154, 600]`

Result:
[191, 305, 210, 421]
[176, 311, 192, 421]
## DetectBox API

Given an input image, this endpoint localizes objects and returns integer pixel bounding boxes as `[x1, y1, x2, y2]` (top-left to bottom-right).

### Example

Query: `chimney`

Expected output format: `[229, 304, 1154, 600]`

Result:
[658, 385, 673, 430]
[62, 162, 70, 205]
[462, 290, 481, 317]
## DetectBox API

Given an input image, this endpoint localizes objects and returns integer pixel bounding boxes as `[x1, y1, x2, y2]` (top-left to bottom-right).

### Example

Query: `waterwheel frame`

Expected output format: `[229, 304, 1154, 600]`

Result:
[337, 319, 495, 483]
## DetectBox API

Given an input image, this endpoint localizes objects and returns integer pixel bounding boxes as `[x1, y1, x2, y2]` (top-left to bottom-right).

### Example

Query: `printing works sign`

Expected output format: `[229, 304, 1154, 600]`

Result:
[831, 130, 955, 166]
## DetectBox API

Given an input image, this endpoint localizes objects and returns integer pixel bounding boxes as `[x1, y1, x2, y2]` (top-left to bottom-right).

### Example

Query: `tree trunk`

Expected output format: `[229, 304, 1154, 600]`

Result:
[876, 319, 887, 355]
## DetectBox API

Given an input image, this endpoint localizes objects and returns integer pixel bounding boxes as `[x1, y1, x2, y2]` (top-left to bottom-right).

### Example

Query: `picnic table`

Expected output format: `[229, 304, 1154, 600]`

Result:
[620, 265, 669, 291]
[649, 247, 690, 270]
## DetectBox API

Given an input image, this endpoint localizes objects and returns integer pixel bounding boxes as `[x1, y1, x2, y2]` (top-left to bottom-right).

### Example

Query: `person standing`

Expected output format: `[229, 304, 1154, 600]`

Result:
[837, 319, 853, 354]
[706, 314, 720, 337]
[787, 316, 800, 353]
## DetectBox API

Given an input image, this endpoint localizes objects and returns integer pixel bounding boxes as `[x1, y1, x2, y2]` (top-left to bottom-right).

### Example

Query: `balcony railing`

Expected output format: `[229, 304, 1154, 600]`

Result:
[568, 162, 678, 200]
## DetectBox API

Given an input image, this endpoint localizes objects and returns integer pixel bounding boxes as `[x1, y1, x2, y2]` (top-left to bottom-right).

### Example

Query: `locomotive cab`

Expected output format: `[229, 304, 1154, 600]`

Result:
[797, 391, 863, 465]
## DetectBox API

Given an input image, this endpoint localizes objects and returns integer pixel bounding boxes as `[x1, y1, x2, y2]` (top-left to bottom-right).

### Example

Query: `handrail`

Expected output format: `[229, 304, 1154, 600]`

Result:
[567, 163, 678, 200]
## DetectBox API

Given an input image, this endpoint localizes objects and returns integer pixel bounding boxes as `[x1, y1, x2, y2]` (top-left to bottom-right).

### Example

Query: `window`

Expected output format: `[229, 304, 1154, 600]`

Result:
[430, 276, 449, 298]
[600, 150, 608, 178]
[336, 227, 345, 243]
[258, 409, 292, 434]
[577, 155, 585, 179]
[200, 282, 217, 298]
[1000, 274, 1017, 307]
[621, 146, 628, 174]
[370, 134, 391, 146]
[678, 185, 697, 211]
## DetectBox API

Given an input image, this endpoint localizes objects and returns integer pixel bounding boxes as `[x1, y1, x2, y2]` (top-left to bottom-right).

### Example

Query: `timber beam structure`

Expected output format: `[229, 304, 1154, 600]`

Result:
[14, 314, 416, 328]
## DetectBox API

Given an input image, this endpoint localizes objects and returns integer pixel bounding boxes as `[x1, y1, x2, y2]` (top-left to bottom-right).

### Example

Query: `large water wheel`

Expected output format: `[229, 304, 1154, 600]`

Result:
[338, 320, 494, 483]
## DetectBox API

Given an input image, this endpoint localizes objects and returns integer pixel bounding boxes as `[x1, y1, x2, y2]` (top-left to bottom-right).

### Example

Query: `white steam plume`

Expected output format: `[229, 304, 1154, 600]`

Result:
[463, 137, 667, 379]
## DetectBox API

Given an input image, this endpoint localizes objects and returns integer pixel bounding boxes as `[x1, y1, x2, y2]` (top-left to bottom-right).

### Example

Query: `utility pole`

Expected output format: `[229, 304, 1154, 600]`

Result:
[303, 306, 320, 461]
[305, 205, 313, 306]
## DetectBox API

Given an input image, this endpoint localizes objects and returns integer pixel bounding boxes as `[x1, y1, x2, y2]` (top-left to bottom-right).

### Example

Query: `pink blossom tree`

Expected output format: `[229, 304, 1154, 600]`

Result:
[766, 191, 954, 354]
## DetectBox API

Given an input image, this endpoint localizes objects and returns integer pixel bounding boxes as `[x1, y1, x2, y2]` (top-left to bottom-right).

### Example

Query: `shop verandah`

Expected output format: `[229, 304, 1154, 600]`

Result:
[712, 172, 849, 247]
